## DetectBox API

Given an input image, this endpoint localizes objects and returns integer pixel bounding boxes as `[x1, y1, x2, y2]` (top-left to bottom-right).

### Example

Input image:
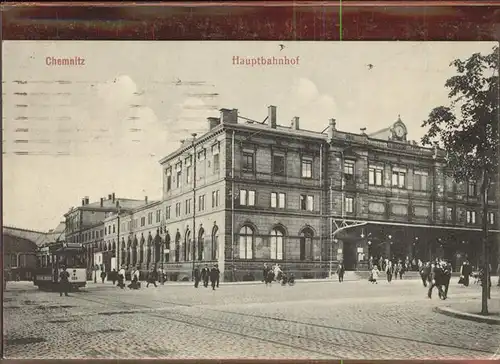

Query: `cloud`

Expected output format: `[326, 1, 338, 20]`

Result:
[287, 78, 337, 129]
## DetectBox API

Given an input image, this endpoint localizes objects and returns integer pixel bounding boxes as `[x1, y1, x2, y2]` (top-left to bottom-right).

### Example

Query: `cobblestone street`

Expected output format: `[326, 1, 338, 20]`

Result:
[4, 279, 500, 359]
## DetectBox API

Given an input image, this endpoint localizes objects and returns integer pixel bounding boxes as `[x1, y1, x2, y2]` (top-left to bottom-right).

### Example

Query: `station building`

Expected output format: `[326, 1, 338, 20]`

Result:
[58, 105, 499, 281]
[158, 106, 499, 281]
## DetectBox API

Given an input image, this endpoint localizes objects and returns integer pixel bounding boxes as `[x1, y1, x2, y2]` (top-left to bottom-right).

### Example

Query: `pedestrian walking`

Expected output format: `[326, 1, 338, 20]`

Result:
[117, 266, 126, 289]
[111, 269, 117, 285]
[193, 265, 201, 288]
[385, 260, 393, 282]
[59, 266, 70, 297]
[336, 262, 345, 283]
[128, 266, 140, 289]
[459, 260, 472, 286]
[146, 268, 157, 287]
[497, 264, 500, 287]
[262, 263, 269, 283]
[100, 270, 107, 284]
[210, 264, 220, 290]
[398, 262, 404, 280]
[369, 265, 380, 284]
[201, 264, 210, 288]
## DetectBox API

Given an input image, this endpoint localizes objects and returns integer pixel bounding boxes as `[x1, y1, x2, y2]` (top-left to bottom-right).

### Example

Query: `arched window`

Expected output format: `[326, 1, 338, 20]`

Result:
[211, 226, 219, 260]
[175, 232, 181, 262]
[239, 226, 254, 259]
[112, 241, 116, 253]
[147, 235, 152, 266]
[165, 233, 171, 263]
[270, 228, 284, 260]
[155, 235, 161, 263]
[198, 228, 205, 261]
[131, 237, 138, 266]
[139, 238, 144, 264]
[299, 228, 314, 261]
[185, 230, 191, 261]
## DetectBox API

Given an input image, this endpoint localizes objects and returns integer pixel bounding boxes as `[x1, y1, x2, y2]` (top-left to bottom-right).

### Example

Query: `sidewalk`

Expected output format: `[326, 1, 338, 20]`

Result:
[434, 289, 500, 325]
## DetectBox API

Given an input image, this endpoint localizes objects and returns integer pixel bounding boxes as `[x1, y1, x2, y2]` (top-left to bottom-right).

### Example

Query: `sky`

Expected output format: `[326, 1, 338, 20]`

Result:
[2, 41, 496, 231]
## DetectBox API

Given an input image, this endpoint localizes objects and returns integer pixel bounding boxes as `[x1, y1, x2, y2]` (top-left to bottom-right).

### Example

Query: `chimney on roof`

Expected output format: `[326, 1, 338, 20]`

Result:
[108, 194, 112, 200]
[291, 116, 300, 130]
[145, 196, 148, 204]
[268, 105, 277, 129]
[220, 108, 238, 124]
[328, 118, 336, 140]
[116, 201, 120, 208]
[84, 196, 89, 205]
[100, 198, 104, 207]
[112, 193, 115, 202]
[81, 198, 85, 206]
[207, 117, 221, 131]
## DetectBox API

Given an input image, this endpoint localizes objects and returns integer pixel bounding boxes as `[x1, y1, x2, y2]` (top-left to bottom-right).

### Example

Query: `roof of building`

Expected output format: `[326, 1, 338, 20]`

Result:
[2, 226, 48, 246]
[2, 233, 38, 253]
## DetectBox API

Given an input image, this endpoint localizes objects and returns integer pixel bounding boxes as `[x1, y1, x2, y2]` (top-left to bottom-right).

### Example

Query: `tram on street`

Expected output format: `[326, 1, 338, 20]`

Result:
[33, 241, 87, 291]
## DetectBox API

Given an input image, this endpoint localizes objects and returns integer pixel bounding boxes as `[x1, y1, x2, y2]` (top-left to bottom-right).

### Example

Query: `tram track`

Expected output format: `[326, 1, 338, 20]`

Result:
[64, 290, 496, 358]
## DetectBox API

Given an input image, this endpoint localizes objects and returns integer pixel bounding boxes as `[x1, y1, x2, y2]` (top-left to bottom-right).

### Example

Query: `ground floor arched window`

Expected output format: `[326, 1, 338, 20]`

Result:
[198, 228, 205, 261]
[212, 226, 219, 260]
[270, 228, 284, 260]
[299, 228, 313, 261]
[239, 226, 254, 259]
[175, 232, 181, 262]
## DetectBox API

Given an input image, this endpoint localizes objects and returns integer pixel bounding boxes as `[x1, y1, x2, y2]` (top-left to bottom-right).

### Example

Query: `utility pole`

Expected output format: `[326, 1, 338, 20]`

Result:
[481, 168, 490, 314]
[191, 133, 197, 281]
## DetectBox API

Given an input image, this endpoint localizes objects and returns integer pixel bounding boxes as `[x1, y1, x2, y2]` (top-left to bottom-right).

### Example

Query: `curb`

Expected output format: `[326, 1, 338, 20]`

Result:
[433, 306, 500, 325]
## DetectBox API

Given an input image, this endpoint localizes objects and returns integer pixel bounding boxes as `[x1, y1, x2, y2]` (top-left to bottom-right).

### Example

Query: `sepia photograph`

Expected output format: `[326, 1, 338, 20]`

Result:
[2, 40, 499, 360]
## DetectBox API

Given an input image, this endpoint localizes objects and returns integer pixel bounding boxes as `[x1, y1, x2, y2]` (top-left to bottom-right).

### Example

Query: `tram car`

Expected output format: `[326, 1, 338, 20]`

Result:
[34, 242, 87, 291]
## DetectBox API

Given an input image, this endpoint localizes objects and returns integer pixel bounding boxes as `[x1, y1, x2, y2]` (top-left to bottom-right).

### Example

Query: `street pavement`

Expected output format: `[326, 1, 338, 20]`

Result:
[3, 279, 500, 360]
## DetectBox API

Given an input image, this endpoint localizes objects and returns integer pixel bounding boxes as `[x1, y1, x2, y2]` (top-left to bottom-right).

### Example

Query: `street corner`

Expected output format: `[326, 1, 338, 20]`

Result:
[434, 299, 500, 325]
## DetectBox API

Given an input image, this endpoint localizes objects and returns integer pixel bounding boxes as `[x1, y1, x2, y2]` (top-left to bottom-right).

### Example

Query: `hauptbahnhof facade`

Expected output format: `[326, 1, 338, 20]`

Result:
[63, 106, 499, 281]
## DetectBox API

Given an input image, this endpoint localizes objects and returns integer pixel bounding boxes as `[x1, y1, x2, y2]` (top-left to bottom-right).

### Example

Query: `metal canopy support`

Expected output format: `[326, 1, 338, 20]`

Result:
[329, 219, 368, 278]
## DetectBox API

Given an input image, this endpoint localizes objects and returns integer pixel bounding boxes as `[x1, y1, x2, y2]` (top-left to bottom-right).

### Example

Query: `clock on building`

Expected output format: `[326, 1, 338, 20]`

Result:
[391, 116, 407, 141]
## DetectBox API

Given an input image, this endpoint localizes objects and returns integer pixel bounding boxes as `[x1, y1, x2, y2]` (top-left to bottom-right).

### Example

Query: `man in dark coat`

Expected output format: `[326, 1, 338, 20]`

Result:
[210, 264, 220, 290]
[460, 260, 472, 287]
[420, 262, 431, 287]
[201, 264, 210, 288]
[59, 266, 70, 297]
[336, 262, 345, 283]
[193, 265, 201, 288]
[428, 261, 451, 299]
[146, 268, 157, 287]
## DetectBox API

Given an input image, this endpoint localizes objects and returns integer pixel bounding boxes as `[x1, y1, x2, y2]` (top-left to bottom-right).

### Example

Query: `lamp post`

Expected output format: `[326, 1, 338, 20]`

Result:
[191, 133, 197, 281]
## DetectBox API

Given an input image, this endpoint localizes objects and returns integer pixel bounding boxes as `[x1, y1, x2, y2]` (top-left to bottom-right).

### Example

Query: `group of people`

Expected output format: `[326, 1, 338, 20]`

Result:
[193, 264, 220, 290]
[369, 256, 423, 273]
[262, 263, 294, 285]
[368, 258, 409, 284]
[419, 259, 452, 299]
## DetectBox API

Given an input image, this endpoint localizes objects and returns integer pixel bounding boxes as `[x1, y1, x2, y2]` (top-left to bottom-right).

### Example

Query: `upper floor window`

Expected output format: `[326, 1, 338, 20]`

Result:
[271, 192, 286, 208]
[185, 199, 192, 214]
[175, 162, 182, 188]
[141, 217, 146, 227]
[466, 210, 476, 224]
[166, 168, 172, 191]
[368, 164, 383, 186]
[198, 195, 205, 211]
[148, 212, 153, 225]
[156, 210, 161, 223]
[414, 170, 428, 191]
[175, 203, 181, 217]
[300, 195, 314, 211]
[345, 197, 354, 213]
[392, 167, 406, 188]
[467, 182, 477, 197]
[212, 143, 220, 173]
[489, 212, 495, 225]
[272, 153, 286, 176]
[343, 160, 355, 183]
[113, 224, 116, 233]
[197, 149, 206, 161]
[446, 207, 454, 221]
[186, 165, 192, 184]
[166, 206, 171, 220]
[240, 189, 256, 206]
[301, 158, 313, 178]
[445, 176, 454, 193]
[212, 190, 220, 208]
[242, 152, 255, 173]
